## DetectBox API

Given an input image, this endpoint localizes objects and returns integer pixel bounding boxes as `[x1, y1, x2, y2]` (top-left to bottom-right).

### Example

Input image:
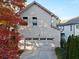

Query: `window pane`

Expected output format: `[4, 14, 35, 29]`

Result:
[40, 38, 46, 40]
[25, 38, 31, 40]
[32, 17, 37, 19]
[23, 17, 28, 19]
[76, 24, 79, 29]
[33, 38, 39, 40]
[47, 38, 53, 40]
[33, 23, 37, 26]
[32, 17, 37, 26]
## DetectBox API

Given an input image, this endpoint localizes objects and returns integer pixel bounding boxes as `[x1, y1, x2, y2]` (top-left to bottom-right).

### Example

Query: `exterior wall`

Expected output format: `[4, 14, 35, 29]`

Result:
[20, 4, 60, 47]
[59, 24, 79, 40]
[75, 24, 79, 35]
[21, 4, 58, 27]
[64, 25, 74, 40]
[20, 27, 60, 47]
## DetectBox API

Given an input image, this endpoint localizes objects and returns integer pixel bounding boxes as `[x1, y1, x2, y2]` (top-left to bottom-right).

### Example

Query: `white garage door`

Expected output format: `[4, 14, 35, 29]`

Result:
[18, 38, 55, 50]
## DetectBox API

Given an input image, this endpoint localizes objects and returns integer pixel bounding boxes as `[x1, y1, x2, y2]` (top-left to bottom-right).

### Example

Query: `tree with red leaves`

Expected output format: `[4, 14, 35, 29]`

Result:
[0, 0, 27, 59]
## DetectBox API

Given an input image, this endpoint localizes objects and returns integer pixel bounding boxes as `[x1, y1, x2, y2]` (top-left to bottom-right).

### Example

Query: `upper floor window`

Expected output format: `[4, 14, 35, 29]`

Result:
[32, 17, 37, 26]
[23, 17, 28, 19]
[32, 17, 37, 19]
[70, 25, 72, 31]
[76, 24, 79, 29]
[23, 17, 28, 22]
[33, 22, 37, 26]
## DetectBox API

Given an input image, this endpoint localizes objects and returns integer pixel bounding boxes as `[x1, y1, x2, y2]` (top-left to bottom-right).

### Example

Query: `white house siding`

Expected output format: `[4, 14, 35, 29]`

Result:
[75, 24, 79, 35]
[20, 4, 60, 47]
[59, 24, 79, 40]
[63, 25, 74, 40]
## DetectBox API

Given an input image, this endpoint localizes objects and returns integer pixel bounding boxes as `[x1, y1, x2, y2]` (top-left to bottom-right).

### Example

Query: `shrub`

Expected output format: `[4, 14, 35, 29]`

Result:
[55, 47, 63, 59]
[65, 35, 79, 59]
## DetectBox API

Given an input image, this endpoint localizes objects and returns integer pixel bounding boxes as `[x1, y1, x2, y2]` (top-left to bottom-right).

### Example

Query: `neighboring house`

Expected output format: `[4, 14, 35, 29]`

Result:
[58, 16, 79, 40]
[19, 1, 60, 47]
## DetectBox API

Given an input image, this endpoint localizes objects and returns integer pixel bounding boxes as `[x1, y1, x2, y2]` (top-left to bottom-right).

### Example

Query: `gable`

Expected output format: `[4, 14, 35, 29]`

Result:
[22, 4, 52, 17]
[19, 1, 60, 31]
[19, 1, 58, 18]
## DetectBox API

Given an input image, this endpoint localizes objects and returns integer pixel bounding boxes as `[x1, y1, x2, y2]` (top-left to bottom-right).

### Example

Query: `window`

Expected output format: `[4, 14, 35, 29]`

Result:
[32, 17, 37, 26]
[23, 17, 28, 21]
[23, 17, 28, 19]
[76, 24, 79, 29]
[33, 23, 37, 26]
[33, 38, 39, 40]
[23, 17, 28, 25]
[32, 17, 37, 22]
[47, 38, 54, 40]
[70, 25, 72, 31]
[25, 38, 31, 40]
[40, 38, 46, 40]
[32, 17, 37, 19]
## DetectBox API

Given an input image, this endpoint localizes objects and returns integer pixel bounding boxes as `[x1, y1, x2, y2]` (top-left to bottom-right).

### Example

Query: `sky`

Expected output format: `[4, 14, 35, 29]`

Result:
[27, 0, 79, 20]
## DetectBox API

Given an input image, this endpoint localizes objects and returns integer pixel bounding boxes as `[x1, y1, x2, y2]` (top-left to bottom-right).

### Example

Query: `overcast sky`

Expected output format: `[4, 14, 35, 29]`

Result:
[27, 0, 79, 20]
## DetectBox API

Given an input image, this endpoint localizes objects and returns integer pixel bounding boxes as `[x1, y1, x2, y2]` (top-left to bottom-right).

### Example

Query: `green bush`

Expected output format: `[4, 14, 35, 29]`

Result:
[57, 35, 79, 59]
[55, 47, 63, 59]
[65, 35, 79, 59]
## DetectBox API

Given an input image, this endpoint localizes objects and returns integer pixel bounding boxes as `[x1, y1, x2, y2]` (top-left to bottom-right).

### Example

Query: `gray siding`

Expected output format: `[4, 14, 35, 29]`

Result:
[20, 4, 60, 47]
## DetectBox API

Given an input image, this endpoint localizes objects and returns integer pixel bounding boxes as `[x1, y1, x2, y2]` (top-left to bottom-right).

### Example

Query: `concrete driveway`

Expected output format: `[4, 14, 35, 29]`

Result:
[20, 40, 57, 59]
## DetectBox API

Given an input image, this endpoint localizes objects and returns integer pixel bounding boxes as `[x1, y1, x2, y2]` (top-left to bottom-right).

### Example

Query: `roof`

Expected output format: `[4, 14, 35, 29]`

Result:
[58, 16, 79, 26]
[17, 1, 58, 19]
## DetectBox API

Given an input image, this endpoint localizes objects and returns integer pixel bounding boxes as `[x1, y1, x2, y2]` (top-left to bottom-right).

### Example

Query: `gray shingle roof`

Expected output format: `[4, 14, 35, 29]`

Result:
[58, 16, 79, 26]
[66, 17, 79, 24]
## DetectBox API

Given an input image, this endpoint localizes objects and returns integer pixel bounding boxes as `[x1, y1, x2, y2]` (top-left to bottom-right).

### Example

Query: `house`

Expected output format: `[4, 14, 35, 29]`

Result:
[58, 16, 79, 40]
[19, 1, 60, 47]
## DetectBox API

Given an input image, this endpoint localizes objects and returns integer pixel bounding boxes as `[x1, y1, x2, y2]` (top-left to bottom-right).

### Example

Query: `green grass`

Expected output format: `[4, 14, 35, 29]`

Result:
[55, 47, 63, 59]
